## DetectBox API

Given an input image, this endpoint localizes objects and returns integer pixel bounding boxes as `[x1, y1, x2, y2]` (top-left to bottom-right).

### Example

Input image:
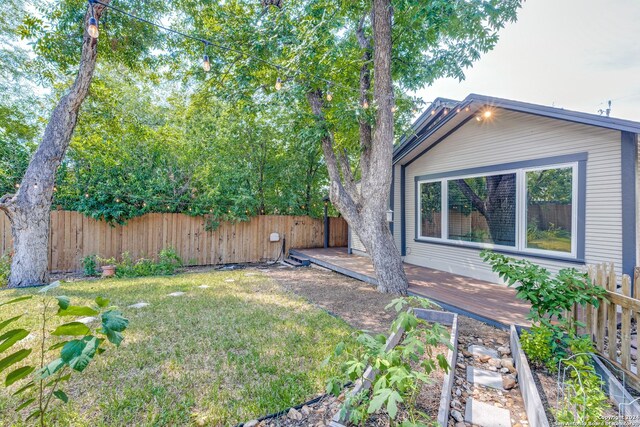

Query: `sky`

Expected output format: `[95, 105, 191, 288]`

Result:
[417, 0, 640, 121]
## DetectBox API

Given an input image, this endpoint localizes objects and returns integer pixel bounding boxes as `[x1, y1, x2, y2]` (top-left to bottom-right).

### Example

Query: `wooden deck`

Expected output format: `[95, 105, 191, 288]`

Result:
[291, 247, 531, 328]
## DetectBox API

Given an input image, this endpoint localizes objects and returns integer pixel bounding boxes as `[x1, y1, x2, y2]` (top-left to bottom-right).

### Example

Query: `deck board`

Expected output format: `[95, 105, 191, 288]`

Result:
[292, 247, 531, 328]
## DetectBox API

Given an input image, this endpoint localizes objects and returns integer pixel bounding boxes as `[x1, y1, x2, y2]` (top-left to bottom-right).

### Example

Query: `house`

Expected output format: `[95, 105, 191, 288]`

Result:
[349, 94, 639, 283]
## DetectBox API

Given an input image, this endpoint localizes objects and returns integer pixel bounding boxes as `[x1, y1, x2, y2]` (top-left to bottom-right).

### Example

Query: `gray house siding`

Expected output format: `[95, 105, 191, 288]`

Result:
[402, 110, 624, 283]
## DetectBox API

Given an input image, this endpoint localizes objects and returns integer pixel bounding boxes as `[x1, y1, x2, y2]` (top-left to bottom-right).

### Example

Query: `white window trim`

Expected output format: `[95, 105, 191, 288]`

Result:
[416, 162, 579, 259]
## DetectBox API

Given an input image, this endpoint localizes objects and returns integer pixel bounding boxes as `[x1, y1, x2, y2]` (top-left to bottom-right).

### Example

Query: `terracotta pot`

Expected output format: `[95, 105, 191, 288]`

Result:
[101, 265, 116, 278]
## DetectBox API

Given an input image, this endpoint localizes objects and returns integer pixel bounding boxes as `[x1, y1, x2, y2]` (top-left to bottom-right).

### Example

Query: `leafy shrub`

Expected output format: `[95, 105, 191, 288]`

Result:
[520, 325, 555, 372]
[113, 248, 183, 278]
[325, 297, 451, 425]
[0, 281, 129, 424]
[82, 254, 99, 276]
[481, 250, 606, 363]
[0, 252, 11, 287]
[157, 248, 182, 274]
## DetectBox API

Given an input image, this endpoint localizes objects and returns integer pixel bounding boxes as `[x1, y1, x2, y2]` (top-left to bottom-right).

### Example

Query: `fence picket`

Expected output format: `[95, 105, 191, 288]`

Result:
[0, 211, 347, 271]
[580, 263, 639, 390]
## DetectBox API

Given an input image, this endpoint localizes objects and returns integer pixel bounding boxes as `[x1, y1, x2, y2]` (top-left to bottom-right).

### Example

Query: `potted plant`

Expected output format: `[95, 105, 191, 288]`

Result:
[97, 257, 117, 277]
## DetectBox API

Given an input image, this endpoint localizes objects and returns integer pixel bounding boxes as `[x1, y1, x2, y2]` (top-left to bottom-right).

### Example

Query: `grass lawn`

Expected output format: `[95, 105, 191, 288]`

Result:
[0, 269, 353, 426]
[527, 235, 571, 252]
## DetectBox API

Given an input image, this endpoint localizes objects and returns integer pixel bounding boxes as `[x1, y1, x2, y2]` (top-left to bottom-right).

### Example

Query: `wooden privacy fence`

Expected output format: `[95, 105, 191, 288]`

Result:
[574, 263, 639, 388]
[0, 211, 348, 272]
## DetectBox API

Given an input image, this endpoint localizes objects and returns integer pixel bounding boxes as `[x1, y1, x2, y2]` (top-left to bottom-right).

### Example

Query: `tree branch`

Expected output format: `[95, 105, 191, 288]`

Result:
[306, 90, 359, 219]
[454, 179, 487, 216]
[356, 13, 373, 180]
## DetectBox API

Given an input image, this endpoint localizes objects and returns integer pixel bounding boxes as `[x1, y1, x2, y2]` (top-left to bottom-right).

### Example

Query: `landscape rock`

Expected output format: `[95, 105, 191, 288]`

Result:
[287, 408, 302, 421]
[479, 354, 492, 363]
[451, 409, 464, 423]
[503, 376, 517, 390]
[468, 344, 498, 359]
[244, 420, 258, 427]
[167, 291, 185, 297]
[501, 358, 515, 373]
[488, 357, 502, 367]
[128, 302, 150, 309]
[300, 405, 310, 416]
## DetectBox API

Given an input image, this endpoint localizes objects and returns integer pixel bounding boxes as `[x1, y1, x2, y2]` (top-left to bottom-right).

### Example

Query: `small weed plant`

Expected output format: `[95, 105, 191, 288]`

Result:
[519, 326, 555, 371]
[325, 297, 451, 426]
[0, 281, 128, 425]
[0, 252, 11, 287]
[82, 255, 98, 277]
[555, 336, 609, 425]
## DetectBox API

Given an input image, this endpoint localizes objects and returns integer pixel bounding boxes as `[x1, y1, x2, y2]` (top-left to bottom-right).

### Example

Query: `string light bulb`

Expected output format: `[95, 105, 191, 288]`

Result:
[275, 77, 282, 91]
[87, 17, 99, 39]
[87, 1, 99, 39]
[391, 105, 398, 113]
[15, 183, 19, 189]
[362, 100, 369, 109]
[202, 42, 211, 72]
[326, 91, 333, 101]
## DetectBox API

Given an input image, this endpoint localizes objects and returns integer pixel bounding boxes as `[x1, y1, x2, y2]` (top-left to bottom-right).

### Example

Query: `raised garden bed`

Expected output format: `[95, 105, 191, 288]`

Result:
[329, 308, 459, 427]
[510, 325, 631, 424]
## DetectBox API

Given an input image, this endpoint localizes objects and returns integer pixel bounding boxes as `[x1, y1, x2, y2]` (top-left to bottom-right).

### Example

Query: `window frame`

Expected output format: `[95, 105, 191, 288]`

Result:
[415, 161, 579, 259]
[520, 162, 578, 258]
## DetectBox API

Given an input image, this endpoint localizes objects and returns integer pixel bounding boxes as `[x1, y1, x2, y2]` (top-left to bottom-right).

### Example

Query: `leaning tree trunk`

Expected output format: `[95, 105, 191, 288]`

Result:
[0, 2, 108, 287]
[307, 0, 408, 295]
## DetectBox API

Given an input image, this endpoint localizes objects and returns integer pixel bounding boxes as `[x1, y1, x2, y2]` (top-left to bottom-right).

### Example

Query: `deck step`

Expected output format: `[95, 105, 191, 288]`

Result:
[283, 257, 305, 267]
[288, 253, 311, 266]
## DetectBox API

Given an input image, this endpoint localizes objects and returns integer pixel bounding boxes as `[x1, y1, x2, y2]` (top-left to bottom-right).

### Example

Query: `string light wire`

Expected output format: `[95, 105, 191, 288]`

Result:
[90, 0, 359, 96]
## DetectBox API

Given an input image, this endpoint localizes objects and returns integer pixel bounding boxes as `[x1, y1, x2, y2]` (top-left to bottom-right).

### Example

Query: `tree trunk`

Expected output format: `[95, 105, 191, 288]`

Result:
[307, 0, 408, 295]
[0, 2, 108, 287]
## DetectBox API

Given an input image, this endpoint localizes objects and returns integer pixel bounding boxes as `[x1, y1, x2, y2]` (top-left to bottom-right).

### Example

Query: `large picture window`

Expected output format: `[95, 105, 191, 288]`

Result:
[447, 174, 516, 246]
[416, 162, 577, 258]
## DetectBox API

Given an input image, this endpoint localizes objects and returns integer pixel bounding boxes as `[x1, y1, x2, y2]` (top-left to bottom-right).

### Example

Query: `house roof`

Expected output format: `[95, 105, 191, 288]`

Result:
[393, 93, 640, 165]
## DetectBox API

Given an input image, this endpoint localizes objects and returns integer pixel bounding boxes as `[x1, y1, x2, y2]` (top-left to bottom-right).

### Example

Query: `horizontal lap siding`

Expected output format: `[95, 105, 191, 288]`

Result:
[404, 110, 622, 283]
[393, 163, 402, 251]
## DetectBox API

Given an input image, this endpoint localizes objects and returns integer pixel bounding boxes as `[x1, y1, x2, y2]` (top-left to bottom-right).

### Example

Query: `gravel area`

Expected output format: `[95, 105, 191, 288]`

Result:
[265, 264, 530, 427]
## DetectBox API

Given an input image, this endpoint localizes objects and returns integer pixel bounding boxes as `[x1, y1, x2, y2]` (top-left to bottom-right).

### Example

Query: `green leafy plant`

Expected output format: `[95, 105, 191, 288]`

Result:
[555, 336, 609, 425]
[481, 252, 610, 422]
[326, 297, 451, 426]
[81, 255, 98, 277]
[112, 249, 183, 278]
[157, 248, 183, 275]
[0, 252, 11, 287]
[519, 325, 555, 372]
[0, 281, 129, 425]
[481, 250, 606, 363]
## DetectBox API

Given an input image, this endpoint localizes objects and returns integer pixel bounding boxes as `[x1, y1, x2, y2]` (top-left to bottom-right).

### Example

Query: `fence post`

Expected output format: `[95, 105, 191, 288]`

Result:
[595, 264, 606, 353]
[621, 274, 632, 370]
[607, 262, 617, 361]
